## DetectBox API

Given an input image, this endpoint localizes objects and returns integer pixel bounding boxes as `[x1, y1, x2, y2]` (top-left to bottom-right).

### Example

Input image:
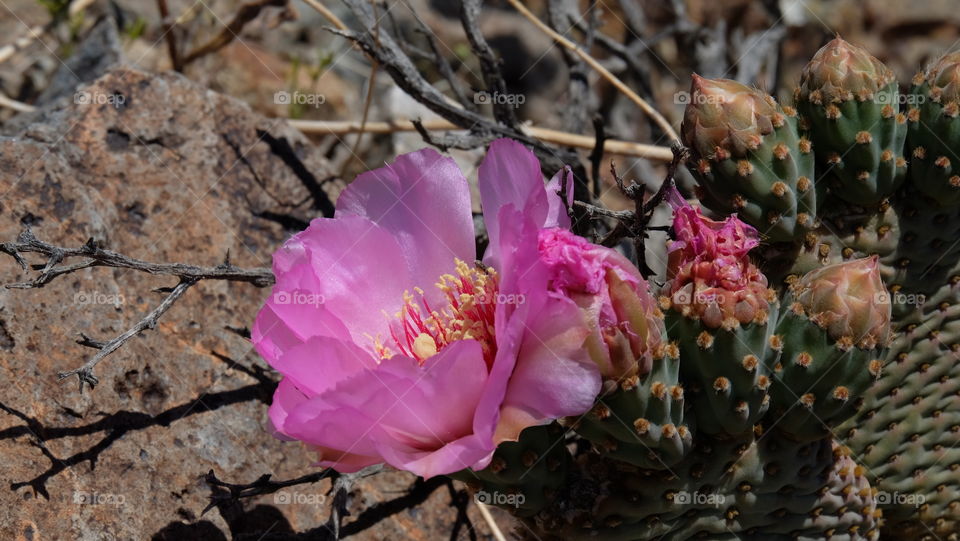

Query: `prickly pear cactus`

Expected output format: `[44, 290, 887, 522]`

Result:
[460, 37, 960, 540]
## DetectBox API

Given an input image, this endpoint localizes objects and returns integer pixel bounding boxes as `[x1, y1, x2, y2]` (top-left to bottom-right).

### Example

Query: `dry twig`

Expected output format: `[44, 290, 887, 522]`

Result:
[0, 229, 273, 390]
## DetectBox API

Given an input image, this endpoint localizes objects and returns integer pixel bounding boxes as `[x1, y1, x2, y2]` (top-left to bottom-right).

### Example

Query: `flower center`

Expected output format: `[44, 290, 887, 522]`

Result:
[373, 259, 499, 366]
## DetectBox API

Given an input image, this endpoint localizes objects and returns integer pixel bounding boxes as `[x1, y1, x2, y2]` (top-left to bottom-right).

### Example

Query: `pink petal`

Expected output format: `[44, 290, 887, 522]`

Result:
[369, 341, 489, 450]
[479, 139, 549, 266]
[270, 337, 379, 397]
[375, 432, 494, 479]
[285, 340, 495, 478]
[259, 214, 411, 347]
[267, 378, 308, 441]
[337, 148, 476, 290]
[496, 295, 598, 443]
[544, 166, 573, 230]
[282, 396, 384, 468]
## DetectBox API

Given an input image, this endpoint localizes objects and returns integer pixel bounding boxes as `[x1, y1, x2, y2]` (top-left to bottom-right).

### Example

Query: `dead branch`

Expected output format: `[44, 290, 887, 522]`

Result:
[0, 229, 274, 288]
[180, 0, 289, 67]
[0, 229, 275, 390]
[56, 278, 197, 390]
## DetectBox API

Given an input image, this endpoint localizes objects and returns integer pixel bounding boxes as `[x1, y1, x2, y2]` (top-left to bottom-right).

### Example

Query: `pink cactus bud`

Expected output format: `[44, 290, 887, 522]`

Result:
[538, 228, 664, 380]
[681, 74, 782, 159]
[792, 256, 891, 350]
[664, 189, 770, 328]
[798, 37, 895, 104]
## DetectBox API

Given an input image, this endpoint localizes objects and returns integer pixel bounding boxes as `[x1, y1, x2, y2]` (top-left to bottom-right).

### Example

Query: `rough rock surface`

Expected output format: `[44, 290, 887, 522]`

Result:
[0, 66, 508, 540]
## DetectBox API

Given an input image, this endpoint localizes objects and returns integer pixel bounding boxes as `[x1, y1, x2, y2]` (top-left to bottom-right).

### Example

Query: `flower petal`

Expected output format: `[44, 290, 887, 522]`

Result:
[270, 336, 379, 397]
[544, 166, 573, 230]
[496, 295, 597, 443]
[479, 139, 549, 267]
[337, 148, 476, 288]
[255, 214, 412, 349]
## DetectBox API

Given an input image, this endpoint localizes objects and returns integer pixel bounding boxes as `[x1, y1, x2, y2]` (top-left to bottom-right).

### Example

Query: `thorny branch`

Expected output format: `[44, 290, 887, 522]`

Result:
[0, 229, 275, 391]
[566, 143, 689, 277]
[58, 279, 196, 390]
[0, 229, 274, 288]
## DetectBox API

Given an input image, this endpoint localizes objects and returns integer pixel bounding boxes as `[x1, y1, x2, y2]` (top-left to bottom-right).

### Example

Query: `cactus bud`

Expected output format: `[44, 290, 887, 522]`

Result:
[798, 38, 896, 103]
[796, 37, 906, 205]
[681, 76, 817, 241]
[908, 51, 960, 206]
[771, 256, 891, 441]
[791, 256, 891, 350]
[662, 189, 778, 437]
[682, 75, 781, 159]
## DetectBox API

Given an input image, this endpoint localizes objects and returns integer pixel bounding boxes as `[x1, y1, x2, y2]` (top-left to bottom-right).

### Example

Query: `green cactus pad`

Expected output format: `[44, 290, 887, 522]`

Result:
[769, 307, 885, 442]
[523, 434, 879, 540]
[451, 423, 570, 517]
[575, 349, 693, 469]
[666, 309, 780, 437]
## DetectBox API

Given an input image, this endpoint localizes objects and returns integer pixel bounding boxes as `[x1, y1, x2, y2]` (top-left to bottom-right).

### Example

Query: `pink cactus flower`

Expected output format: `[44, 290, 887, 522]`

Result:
[663, 188, 772, 328]
[252, 139, 605, 478]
